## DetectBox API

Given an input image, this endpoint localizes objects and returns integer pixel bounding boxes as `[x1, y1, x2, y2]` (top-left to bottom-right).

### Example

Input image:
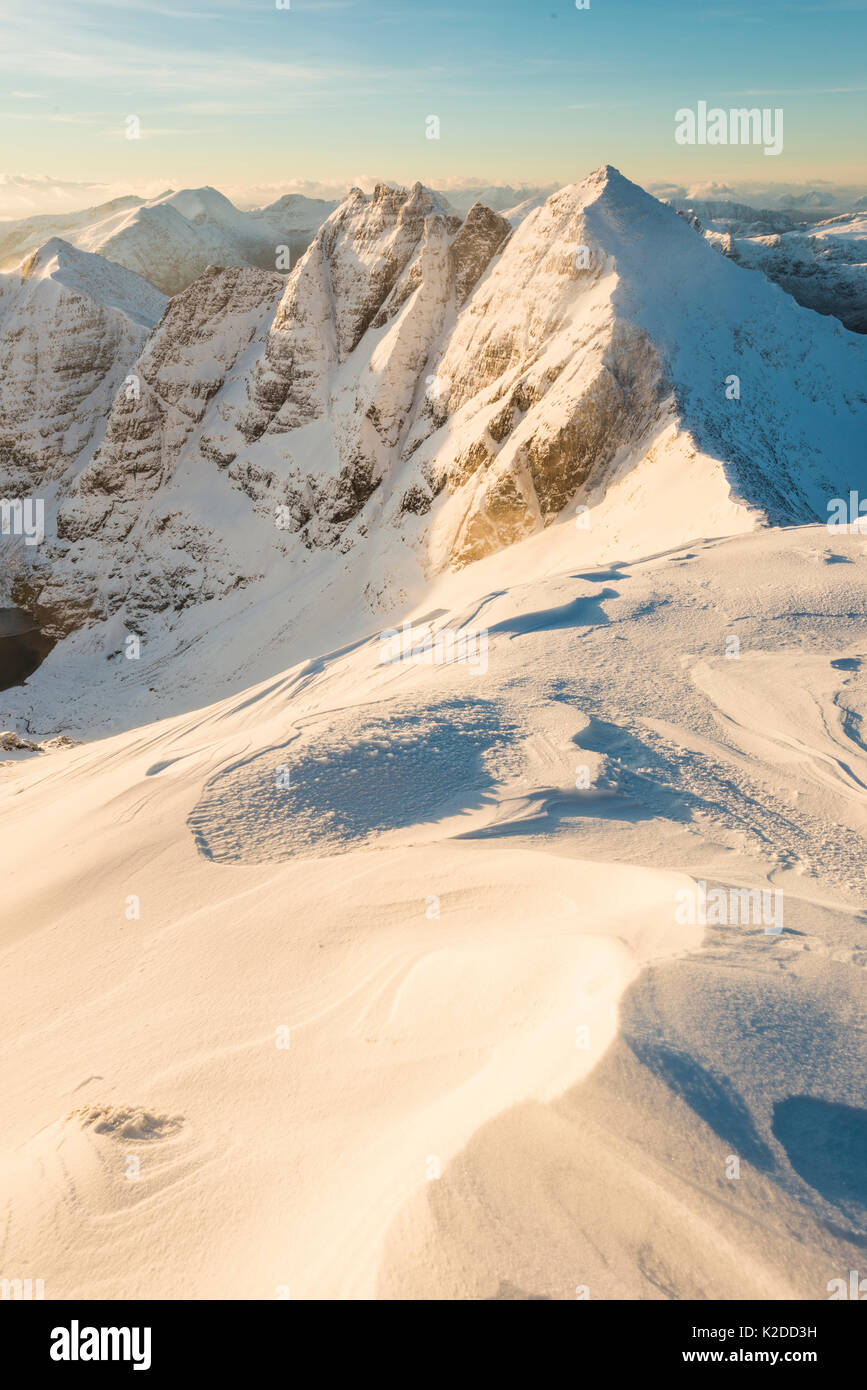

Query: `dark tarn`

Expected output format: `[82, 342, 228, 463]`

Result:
[0, 608, 55, 691]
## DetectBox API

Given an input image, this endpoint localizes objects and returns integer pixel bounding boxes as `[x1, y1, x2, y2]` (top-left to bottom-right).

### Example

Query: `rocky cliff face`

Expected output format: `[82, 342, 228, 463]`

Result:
[0, 241, 164, 497]
[0, 240, 166, 617]
[2, 169, 866, 653]
[399, 177, 671, 566]
[15, 264, 285, 636]
[193, 182, 477, 548]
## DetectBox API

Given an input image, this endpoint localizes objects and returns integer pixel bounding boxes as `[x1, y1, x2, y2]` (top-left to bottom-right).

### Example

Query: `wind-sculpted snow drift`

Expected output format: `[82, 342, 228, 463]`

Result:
[2, 524, 866, 1298]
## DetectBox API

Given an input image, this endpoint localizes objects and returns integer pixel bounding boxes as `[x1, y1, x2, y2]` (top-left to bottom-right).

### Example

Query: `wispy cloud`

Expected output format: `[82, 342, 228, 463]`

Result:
[719, 85, 867, 96]
[0, 110, 103, 126]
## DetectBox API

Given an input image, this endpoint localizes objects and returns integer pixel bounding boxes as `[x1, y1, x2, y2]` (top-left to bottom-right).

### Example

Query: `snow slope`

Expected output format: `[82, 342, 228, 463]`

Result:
[1, 522, 864, 1298]
[17, 238, 166, 329]
[1, 165, 865, 1302]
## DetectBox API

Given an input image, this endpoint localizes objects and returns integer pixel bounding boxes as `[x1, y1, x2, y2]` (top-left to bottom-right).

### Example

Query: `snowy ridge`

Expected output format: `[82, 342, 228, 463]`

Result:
[704, 210, 867, 335]
[0, 186, 338, 295]
[1, 166, 866, 728]
[18, 237, 166, 328]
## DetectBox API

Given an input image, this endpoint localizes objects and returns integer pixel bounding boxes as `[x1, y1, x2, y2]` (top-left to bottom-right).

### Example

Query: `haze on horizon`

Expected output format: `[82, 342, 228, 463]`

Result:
[0, 0, 864, 218]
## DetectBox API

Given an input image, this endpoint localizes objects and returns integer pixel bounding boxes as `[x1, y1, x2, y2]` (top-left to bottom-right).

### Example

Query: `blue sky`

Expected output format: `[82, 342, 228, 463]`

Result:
[0, 0, 865, 207]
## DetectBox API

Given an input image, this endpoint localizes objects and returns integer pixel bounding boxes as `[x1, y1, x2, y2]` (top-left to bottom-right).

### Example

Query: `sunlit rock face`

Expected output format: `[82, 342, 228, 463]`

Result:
[2, 168, 866, 643]
[0, 240, 165, 495]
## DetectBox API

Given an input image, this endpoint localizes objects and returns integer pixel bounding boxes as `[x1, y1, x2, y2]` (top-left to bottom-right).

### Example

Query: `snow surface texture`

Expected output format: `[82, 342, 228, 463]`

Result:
[1, 524, 865, 1298]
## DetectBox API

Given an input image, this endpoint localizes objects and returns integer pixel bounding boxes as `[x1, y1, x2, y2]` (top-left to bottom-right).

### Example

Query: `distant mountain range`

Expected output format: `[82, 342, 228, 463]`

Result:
[2, 179, 865, 338]
[686, 205, 867, 336]
[0, 185, 565, 297]
[0, 186, 340, 294]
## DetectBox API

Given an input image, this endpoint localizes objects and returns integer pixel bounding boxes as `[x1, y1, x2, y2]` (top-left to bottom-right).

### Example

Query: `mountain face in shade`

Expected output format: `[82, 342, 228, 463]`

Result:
[0, 237, 165, 511]
[702, 209, 867, 335]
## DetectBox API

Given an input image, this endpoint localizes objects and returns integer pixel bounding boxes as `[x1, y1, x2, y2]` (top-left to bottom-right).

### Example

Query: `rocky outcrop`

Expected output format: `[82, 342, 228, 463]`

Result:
[0, 241, 164, 495]
[3, 168, 866, 648]
[449, 201, 511, 305]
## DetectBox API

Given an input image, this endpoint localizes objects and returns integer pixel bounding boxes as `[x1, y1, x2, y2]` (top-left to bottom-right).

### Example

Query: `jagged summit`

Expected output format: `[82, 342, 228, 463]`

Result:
[552, 163, 674, 221]
[587, 162, 626, 183]
[557, 164, 633, 196]
[1, 166, 865, 697]
[335, 181, 454, 217]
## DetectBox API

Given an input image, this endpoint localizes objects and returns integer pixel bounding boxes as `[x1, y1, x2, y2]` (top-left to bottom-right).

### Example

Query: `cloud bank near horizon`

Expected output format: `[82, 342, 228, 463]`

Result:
[0, 170, 865, 223]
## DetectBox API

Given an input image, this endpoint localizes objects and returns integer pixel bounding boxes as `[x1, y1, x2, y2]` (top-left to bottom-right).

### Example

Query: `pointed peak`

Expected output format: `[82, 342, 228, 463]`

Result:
[589, 163, 625, 183]
[541, 165, 663, 222]
[461, 199, 511, 232]
[19, 237, 76, 278]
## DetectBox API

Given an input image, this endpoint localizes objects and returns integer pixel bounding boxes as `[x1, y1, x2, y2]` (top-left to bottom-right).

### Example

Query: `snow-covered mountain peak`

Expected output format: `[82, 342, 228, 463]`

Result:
[404, 165, 865, 567]
[16, 236, 166, 328]
[260, 192, 339, 228]
[0, 185, 337, 296]
[164, 186, 239, 222]
[19, 236, 74, 279]
[2, 166, 866, 720]
[0, 237, 168, 533]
